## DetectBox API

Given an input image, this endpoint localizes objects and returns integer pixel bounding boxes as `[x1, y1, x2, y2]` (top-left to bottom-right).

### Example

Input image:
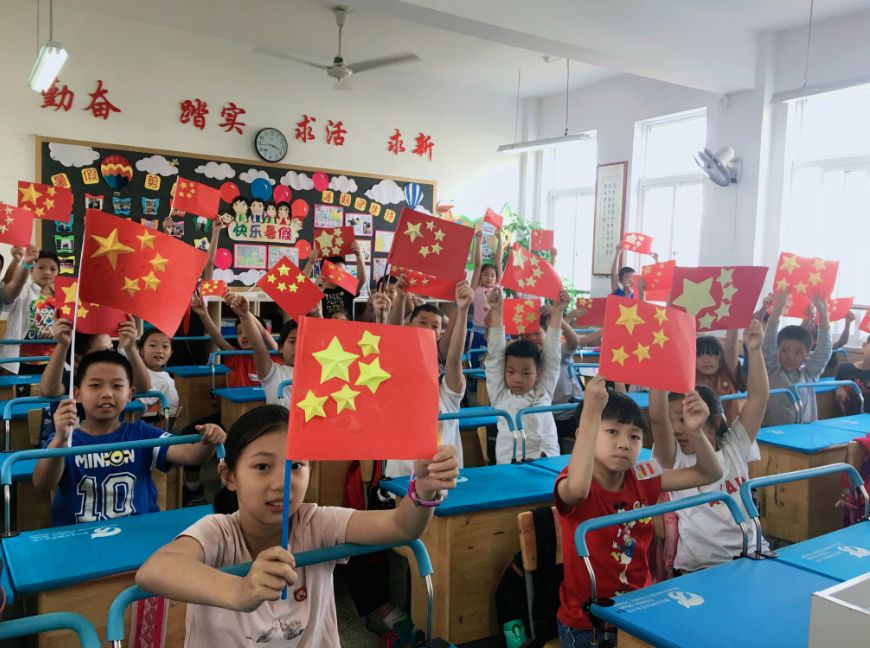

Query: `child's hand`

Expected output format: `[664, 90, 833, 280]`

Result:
[194, 423, 227, 446]
[583, 375, 609, 415]
[812, 295, 829, 324]
[554, 290, 571, 312]
[307, 302, 323, 318]
[651, 252, 660, 262]
[371, 292, 391, 320]
[772, 292, 789, 311]
[10, 246, 22, 261]
[413, 445, 459, 495]
[190, 294, 206, 315]
[455, 281, 473, 310]
[117, 316, 138, 352]
[485, 286, 503, 313]
[22, 245, 38, 264]
[350, 241, 360, 255]
[846, 309, 856, 323]
[237, 546, 297, 612]
[52, 399, 78, 446]
[743, 320, 763, 351]
[762, 293, 774, 308]
[226, 294, 250, 315]
[539, 304, 553, 320]
[681, 391, 711, 432]
[52, 318, 72, 346]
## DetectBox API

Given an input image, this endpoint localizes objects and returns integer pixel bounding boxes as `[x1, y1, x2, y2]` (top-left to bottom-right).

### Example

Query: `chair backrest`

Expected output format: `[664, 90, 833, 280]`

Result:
[517, 507, 563, 572]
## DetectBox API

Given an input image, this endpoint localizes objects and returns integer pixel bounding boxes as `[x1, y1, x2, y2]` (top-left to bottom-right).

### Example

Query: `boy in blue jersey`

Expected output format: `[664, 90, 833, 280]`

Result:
[32, 350, 226, 526]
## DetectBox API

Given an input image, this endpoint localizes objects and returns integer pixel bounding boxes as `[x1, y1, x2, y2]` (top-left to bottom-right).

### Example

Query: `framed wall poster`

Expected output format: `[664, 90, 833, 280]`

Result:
[345, 212, 373, 237]
[347, 240, 372, 264]
[233, 243, 268, 269]
[313, 204, 344, 229]
[268, 245, 299, 268]
[592, 161, 628, 275]
[374, 230, 395, 253]
[373, 257, 388, 282]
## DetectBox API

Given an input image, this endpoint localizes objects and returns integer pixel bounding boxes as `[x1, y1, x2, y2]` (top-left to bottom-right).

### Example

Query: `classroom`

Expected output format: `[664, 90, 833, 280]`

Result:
[0, 1, 869, 646]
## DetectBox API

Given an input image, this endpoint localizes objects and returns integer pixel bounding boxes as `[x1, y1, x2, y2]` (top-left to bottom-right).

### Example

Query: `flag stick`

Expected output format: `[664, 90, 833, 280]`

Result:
[67, 239, 88, 401]
[281, 456, 293, 600]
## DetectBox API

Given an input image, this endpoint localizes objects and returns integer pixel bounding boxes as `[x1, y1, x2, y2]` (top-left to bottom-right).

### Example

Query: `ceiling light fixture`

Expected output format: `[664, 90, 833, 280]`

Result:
[29, 0, 68, 92]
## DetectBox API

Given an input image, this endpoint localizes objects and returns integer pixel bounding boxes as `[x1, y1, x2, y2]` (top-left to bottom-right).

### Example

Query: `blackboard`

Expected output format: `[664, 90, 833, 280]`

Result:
[36, 136, 436, 288]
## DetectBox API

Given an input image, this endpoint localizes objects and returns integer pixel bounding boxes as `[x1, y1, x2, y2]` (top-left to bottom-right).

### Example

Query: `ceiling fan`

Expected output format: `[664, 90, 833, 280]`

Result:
[254, 5, 421, 84]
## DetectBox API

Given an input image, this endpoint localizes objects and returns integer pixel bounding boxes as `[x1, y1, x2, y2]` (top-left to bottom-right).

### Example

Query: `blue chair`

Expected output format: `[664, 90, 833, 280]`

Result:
[0, 339, 57, 346]
[438, 408, 516, 464]
[0, 612, 100, 647]
[130, 389, 171, 431]
[792, 379, 864, 414]
[207, 349, 280, 401]
[0, 355, 52, 365]
[515, 403, 578, 463]
[721, 387, 802, 422]
[1, 396, 64, 452]
[276, 378, 293, 404]
[106, 539, 436, 647]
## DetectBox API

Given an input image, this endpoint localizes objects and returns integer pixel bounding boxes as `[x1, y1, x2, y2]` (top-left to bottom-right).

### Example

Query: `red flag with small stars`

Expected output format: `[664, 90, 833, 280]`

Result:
[669, 266, 767, 332]
[257, 257, 324, 320]
[530, 229, 554, 252]
[773, 252, 839, 302]
[573, 297, 607, 327]
[79, 209, 208, 335]
[389, 265, 456, 301]
[641, 260, 675, 302]
[171, 177, 220, 219]
[321, 259, 358, 295]
[599, 295, 696, 393]
[501, 244, 562, 301]
[17, 181, 73, 223]
[825, 296, 854, 322]
[620, 232, 654, 255]
[200, 279, 228, 297]
[287, 317, 439, 460]
[387, 208, 474, 280]
[860, 309, 870, 335]
[53, 276, 127, 335]
[483, 208, 504, 229]
[0, 203, 34, 247]
[313, 226, 355, 257]
[504, 299, 541, 336]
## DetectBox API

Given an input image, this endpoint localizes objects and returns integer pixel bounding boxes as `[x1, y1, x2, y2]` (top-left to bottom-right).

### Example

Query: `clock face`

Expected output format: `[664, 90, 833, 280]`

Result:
[255, 128, 288, 162]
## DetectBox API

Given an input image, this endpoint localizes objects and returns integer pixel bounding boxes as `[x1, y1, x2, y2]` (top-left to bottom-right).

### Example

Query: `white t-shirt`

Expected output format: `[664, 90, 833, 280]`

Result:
[386, 377, 466, 477]
[180, 504, 353, 648]
[666, 419, 769, 571]
[143, 368, 179, 417]
[262, 363, 295, 406]
[0, 280, 47, 374]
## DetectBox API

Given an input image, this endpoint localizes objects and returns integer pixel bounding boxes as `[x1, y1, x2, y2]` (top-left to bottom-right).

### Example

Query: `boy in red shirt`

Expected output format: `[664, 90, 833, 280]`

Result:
[555, 376, 722, 647]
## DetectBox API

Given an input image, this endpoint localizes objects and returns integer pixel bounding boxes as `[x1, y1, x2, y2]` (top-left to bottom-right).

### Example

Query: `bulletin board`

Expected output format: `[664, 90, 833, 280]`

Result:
[591, 161, 627, 276]
[35, 136, 436, 288]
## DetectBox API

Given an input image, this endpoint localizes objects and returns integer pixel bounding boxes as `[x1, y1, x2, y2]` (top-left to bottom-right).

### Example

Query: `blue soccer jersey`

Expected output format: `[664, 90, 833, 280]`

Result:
[47, 419, 173, 526]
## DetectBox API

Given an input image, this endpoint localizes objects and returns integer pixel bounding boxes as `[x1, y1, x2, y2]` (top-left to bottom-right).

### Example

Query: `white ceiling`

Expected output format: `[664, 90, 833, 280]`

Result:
[52, 0, 870, 97]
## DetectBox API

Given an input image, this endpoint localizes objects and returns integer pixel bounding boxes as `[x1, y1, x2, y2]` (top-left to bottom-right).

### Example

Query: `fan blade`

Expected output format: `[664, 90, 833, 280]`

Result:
[347, 53, 420, 74]
[252, 45, 330, 70]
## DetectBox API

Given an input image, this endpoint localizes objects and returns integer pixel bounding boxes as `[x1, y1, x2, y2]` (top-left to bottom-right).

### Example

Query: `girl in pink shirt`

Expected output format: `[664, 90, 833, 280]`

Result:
[470, 227, 504, 364]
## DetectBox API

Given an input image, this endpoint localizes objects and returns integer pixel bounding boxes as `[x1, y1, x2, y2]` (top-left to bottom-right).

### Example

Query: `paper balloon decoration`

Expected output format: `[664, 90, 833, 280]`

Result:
[250, 177, 273, 201]
[291, 199, 309, 219]
[273, 185, 291, 204]
[100, 155, 133, 192]
[214, 248, 233, 270]
[296, 240, 312, 260]
[313, 172, 329, 192]
[404, 182, 422, 209]
[220, 181, 240, 203]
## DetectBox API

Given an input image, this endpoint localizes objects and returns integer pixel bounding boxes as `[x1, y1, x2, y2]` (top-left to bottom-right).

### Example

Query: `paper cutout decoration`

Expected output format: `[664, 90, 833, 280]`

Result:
[257, 257, 324, 320]
[825, 297, 854, 323]
[200, 279, 228, 297]
[313, 226, 355, 257]
[483, 208, 504, 229]
[171, 177, 220, 219]
[387, 208, 473, 281]
[620, 232, 653, 254]
[504, 299, 541, 336]
[599, 296, 696, 393]
[501, 244, 562, 301]
[53, 276, 127, 335]
[530, 229, 554, 252]
[860, 310, 870, 335]
[287, 317, 439, 460]
[321, 259, 358, 295]
[573, 297, 607, 327]
[773, 253, 839, 303]
[669, 266, 768, 332]
[100, 154, 133, 192]
[390, 265, 457, 301]
[79, 209, 208, 335]
[17, 181, 73, 222]
[0, 203, 34, 247]
[641, 260, 676, 302]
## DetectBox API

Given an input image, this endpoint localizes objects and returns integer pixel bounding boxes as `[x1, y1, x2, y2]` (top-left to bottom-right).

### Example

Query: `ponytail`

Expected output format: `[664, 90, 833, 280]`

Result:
[213, 487, 239, 514]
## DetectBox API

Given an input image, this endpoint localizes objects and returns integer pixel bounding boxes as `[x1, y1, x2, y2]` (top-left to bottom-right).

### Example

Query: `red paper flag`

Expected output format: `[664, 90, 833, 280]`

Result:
[0, 203, 34, 247]
[483, 208, 504, 229]
[287, 317, 439, 460]
[504, 299, 541, 336]
[171, 177, 220, 219]
[314, 226, 355, 257]
[641, 260, 675, 302]
[530, 229, 554, 252]
[501, 244, 562, 300]
[321, 259, 358, 295]
[53, 276, 127, 335]
[387, 208, 474, 280]
[17, 181, 73, 223]
[257, 257, 324, 320]
[773, 252, 839, 301]
[79, 210, 208, 335]
[200, 279, 228, 297]
[573, 297, 607, 327]
[599, 296, 696, 393]
[825, 297, 854, 322]
[620, 232, 654, 255]
[390, 265, 457, 301]
[860, 310, 870, 335]
[669, 266, 768, 332]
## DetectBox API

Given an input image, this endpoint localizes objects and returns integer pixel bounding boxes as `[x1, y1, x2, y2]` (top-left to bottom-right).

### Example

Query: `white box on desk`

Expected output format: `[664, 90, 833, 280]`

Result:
[809, 572, 870, 647]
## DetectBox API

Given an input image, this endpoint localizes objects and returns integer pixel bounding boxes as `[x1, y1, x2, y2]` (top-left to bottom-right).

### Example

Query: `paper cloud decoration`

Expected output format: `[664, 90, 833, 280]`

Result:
[280, 170, 314, 191]
[239, 168, 275, 186]
[195, 161, 235, 180]
[49, 143, 100, 168]
[365, 179, 404, 205]
[328, 175, 358, 194]
[213, 268, 266, 286]
[135, 155, 179, 176]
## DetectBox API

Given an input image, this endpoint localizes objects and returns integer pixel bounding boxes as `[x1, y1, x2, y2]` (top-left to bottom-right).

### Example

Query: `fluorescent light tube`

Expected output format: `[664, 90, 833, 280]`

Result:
[29, 41, 68, 92]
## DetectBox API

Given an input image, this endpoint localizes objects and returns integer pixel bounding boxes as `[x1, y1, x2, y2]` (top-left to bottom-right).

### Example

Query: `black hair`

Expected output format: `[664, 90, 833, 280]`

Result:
[276, 201, 290, 211]
[375, 275, 398, 290]
[618, 266, 635, 281]
[250, 198, 264, 207]
[777, 325, 812, 351]
[264, 202, 277, 212]
[74, 349, 133, 388]
[73, 332, 110, 358]
[409, 302, 446, 323]
[324, 256, 345, 265]
[696, 335, 723, 357]
[232, 196, 248, 207]
[504, 339, 543, 368]
[214, 405, 289, 514]
[36, 250, 60, 267]
[137, 328, 171, 350]
[278, 320, 298, 347]
[574, 390, 647, 434]
[667, 385, 729, 444]
[480, 263, 497, 275]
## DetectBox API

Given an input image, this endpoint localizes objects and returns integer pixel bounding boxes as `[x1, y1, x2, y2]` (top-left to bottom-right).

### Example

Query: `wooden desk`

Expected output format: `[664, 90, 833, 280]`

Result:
[0, 374, 41, 401]
[213, 386, 265, 431]
[167, 365, 229, 430]
[304, 461, 352, 507]
[380, 464, 556, 643]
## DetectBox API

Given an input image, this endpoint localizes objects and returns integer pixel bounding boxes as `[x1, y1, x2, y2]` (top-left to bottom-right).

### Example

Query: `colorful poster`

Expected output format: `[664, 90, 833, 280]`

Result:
[234, 244, 267, 269]
[374, 230, 394, 253]
[314, 204, 344, 229]
[373, 257, 388, 282]
[347, 240, 371, 264]
[268, 245, 300, 268]
[346, 212, 373, 237]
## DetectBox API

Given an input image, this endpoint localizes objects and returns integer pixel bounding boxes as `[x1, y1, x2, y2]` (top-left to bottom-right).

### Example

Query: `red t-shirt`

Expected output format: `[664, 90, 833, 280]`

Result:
[555, 467, 661, 630]
[224, 355, 285, 388]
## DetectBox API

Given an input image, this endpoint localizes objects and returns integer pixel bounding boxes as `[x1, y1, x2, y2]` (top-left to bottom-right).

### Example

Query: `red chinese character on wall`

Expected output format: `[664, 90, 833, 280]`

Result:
[84, 80, 121, 120]
[412, 132, 434, 161]
[180, 99, 209, 130]
[40, 79, 74, 112]
[387, 129, 405, 155]
[325, 119, 347, 146]
[295, 114, 316, 143]
[219, 102, 247, 134]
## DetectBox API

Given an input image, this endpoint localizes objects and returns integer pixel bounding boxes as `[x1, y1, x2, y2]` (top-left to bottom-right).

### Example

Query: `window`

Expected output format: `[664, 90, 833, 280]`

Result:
[633, 109, 707, 267]
[543, 133, 597, 291]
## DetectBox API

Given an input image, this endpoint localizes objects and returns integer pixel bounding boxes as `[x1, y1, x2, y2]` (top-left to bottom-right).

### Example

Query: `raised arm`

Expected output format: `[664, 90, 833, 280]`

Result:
[350, 242, 367, 292]
[2, 247, 21, 285]
[165, 423, 226, 466]
[191, 295, 234, 351]
[834, 310, 855, 350]
[762, 292, 787, 370]
[444, 282, 471, 394]
[483, 288, 508, 403]
[302, 247, 320, 278]
[609, 244, 623, 293]
[737, 320, 769, 441]
[540, 291, 570, 395]
[201, 220, 225, 282]
[39, 318, 72, 397]
[494, 228, 505, 280]
[805, 296, 833, 379]
[470, 229, 483, 289]
[226, 295, 274, 381]
[2, 245, 38, 304]
[723, 329, 741, 379]
[660, 395, 723, 492]
[389, 275, 408, 326]
[556, 375, 607, 507]
[649, 389, 676, 469]
[560, 315, 580, 351]
[118, 316, 152, 393]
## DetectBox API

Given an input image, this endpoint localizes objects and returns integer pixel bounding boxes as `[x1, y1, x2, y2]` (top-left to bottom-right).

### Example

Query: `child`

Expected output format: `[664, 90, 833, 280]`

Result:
[359, 276, 399, 323]
[695, 330, 745, 423]
[470, 227, 504, 357]
[136, 328, 180, 420]
[485, 287, 567, 463]
[835, 334, 870, 415]
[609, 244, 635, 298]
[555, 376, 722, 646]
[32, 350, 225, 526]
[226, 294, 296, 406]
[763, 293, 832, 426]
[135, 405, 458, 647]
[306, 244, 368, 320]
[649, 321, 769, 572]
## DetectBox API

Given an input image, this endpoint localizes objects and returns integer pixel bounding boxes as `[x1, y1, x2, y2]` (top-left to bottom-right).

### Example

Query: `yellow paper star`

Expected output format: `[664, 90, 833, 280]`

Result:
[512, 247, 529, 269]
[721, 283, 738, 302]
[614, 304, 645, 335]
[267, 274, 277, 284]
[653, 307, 668, 325]
[430, 243, 443, 255]
[425, 220, 435, 231]
[512, 312, 524, 326]
[358, 330, 381, 355]
[433, 229, 445, 242]
[277, 264, 291, 276]
[715, 301, 731, 320]
[775, 278, 790, 291]
[419, 246, 431, 257]
[779, 254, 800, 274]
[794, 281, 807, 294]
[315, 230, 335, 251]
[610, 346, 629, 366]
[91, 228, 135, 270]
[404, 221, 423, 242]
[296, 273, 306, 284]
[356, 358, 391, 393]
[288, 283, 298, 293]
[652, 328, 669, 348]
[276, 282, 287, 292]
[60, 305, 71, 317]
[35, 207, 45, 217]
[807, 272, 822, 286]
[18, 183, 40, 205]
[313, 337, 359, 383]
[296, 390, 328, 422]
[699, 313, 716, 330]
[331, 384, 360, 414]
[137, 230, 156, 249]
[149, 252, 168, 273]
[141, 271, 161, 291]
[43, 198, 55, 210]
[77, 304, 89, 318]
[812, 258, 827, 271]
[61, 281, 78, 304]
[121, 276, 141, 297]
[672, 277, 717, 318]
[632, 343, 651, 363]
[531, 266, 543, 279]
[46, 187, 56, 196]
